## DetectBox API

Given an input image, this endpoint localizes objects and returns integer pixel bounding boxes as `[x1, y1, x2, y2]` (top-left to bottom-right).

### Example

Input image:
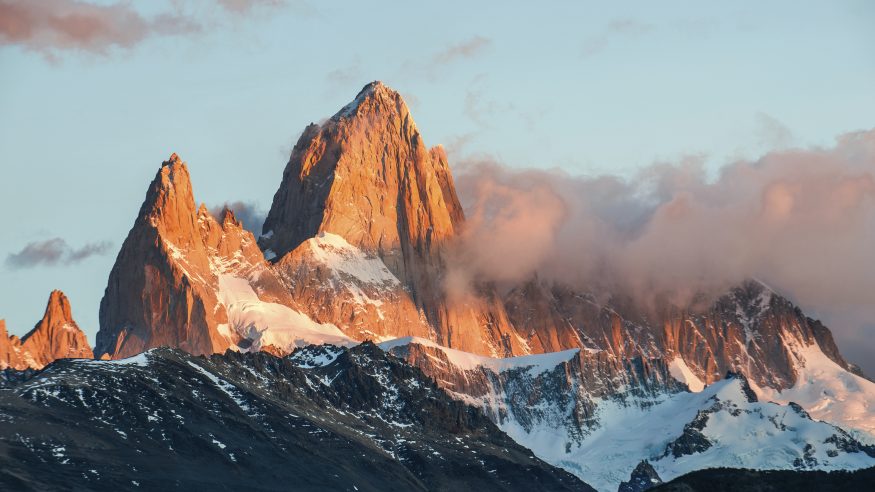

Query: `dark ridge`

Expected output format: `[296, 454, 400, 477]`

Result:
[651, 466, 875, 492]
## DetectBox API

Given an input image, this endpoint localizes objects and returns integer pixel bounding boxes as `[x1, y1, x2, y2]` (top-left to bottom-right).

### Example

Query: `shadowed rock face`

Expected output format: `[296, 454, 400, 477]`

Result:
[0, 291, 92, 370]
[618, 461, 663, 492]
[0, 344, 594, 491]
[650, 467, 875, 492]
[505, 279, 852, 391]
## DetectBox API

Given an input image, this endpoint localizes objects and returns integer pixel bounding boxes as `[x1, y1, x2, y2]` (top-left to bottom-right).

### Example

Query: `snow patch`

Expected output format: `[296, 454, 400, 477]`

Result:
[218, 274, 356, 352]
[668, 357, 705, 392]
[307, 233, 400, 287]
[753, 338, 875, 443]
[379, 336, 578, 376]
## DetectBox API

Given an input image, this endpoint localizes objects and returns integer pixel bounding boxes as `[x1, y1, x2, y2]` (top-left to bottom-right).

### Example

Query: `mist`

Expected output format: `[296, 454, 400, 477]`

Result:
[448, 129, 875, 372]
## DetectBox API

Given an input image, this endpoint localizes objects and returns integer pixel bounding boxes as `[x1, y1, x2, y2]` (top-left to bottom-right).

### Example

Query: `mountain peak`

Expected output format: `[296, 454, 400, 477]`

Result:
[332, 80, 408, 121]
[44, 289, 74, 324]
[220, 207, 240, 228]
[135, 154, 201, 248]
[14, 290, 93, 368]
[262, 80, 461, 260]
[163, 152, 183, 166]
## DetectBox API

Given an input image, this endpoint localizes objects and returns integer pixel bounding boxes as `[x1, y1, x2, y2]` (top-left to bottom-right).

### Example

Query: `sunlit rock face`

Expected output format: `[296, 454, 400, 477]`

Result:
[0, 291, 92, 370]
[504, 278, 855, 391]
[261, 81, 526, 357]
[96, 154, 275, 359]
[92, 84, 869, 444]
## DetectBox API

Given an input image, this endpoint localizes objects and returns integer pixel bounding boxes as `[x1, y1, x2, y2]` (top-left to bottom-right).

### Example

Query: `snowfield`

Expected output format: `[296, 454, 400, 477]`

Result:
[752, 337, 875, 444]
[379, 336, 580, 376]
[217, 274, 356, 352]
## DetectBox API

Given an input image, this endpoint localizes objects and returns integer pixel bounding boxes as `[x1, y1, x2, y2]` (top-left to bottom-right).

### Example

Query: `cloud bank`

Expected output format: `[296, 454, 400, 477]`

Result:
[448, 129, 875, 361]
[6, 238, 112, 269]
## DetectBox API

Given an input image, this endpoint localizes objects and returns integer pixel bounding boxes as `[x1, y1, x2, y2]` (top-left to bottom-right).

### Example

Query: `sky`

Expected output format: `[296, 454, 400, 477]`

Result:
[1, 1, 874, 371]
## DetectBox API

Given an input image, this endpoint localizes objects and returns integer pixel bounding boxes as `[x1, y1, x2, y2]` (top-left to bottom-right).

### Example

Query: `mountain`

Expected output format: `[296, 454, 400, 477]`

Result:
[260, 81, 525, 357]
[650, 466, 875, 492]
[96, 153, 299, 359]
[0, 291, 92, 370]
[87, 81, 873, 489]
[0, 344, 592, 491]
[380, 338, 875, 491]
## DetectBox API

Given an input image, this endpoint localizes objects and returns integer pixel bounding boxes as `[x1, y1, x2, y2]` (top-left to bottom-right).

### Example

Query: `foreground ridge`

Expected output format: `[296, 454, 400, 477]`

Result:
[0, 343, 591, 491]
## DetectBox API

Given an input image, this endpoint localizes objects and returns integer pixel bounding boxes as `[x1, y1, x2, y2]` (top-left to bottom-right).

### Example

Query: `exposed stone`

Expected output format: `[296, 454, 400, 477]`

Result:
[618, 461, 663, 492]
[96, 154, 268, 359]
[0, 291, 92, 370]
[261, 81, 525, 357]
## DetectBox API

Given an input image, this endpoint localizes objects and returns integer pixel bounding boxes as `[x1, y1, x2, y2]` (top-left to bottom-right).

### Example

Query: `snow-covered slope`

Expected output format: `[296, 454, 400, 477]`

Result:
[379, 336, 579, 374]
[668, 357, 705, 392]
[217, 274, 355, 353]
[382, 338, 875, 492]
[548, 377, 874, 491]
[752, 337, 875, 444]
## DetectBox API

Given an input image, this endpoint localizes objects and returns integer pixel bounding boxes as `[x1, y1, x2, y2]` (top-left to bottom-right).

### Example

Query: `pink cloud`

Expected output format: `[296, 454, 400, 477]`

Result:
[449, 129, 875, 368]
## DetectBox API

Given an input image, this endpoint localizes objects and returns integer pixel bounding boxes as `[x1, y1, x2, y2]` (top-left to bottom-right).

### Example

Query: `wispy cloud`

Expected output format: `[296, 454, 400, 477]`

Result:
[216, 0, 285, 14]
[463, 75, 547, 131]
[0, 0, 287, 59]
[401, 36, 492, 81]
[209, 201, 266, 235]
[581, 18, 654, 57]
[5, 238, 112, 269]
[0, 0, 197, 57]
[432, 36, 491, 65]
[754, 112, 794, 151]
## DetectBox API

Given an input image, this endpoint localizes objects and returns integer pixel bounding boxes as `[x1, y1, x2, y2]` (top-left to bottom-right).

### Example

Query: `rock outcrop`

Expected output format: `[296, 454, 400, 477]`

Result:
[618, 461, 663, 492]
[96, 154, 269, 359]
[0, 291, 92, 370]
[505, 279, 853, 391]
[261, 81, 525, 356]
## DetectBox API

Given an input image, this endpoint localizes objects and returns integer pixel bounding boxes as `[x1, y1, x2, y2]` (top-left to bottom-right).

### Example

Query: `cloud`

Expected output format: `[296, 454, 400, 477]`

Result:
[447, 129, 875, 368]
[216, 0, 285, 14]
[326, 59, 363, 87]
[209, 201, 266, 235]
[0, 0, 287, 58]
[432, 36, 491, 65]
[463, 76, 547, 131]
[581, 18, 654, 57]
[400, 36, 491, 81]
[464, 87, 515, 127]
[5, 238, 112, 269]
[755, 112, 794, 150]
[0, 0, 198, 57]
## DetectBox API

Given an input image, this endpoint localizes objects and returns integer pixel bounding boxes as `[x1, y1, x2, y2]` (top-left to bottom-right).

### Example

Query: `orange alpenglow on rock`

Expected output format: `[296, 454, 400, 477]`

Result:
[261, 81, 527, 356]
[95, 82, 529, 359]
[0, 290, 93, 370]
[89, 81, 856, 400]
[96, 153, 270, 359]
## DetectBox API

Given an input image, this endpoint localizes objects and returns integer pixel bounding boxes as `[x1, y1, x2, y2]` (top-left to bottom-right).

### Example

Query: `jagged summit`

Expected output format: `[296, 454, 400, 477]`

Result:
[259, 82, 522, 357]
[260, 80, 458, 261]
[34, 290, 75, 325]
[0, 290, 92, 370]
[97, 154, 270, 359]
[163, 152, 182, 166]
[332, 81, 406, 121]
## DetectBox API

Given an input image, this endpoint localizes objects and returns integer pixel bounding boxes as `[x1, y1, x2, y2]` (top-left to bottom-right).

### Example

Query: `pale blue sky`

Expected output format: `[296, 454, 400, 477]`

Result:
[1, 1, 873, 358]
